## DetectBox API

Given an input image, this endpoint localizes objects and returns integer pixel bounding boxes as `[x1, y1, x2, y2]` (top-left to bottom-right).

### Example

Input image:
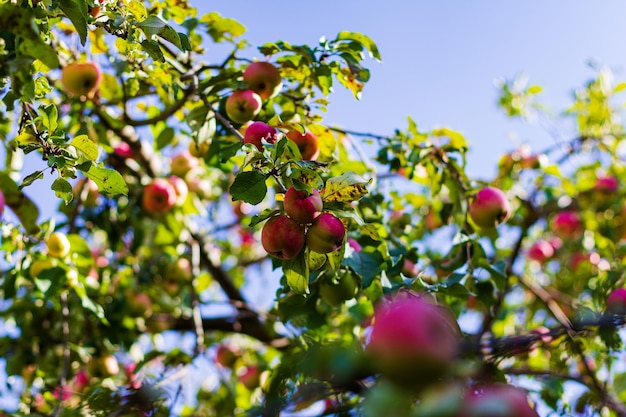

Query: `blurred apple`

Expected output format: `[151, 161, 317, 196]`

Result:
[243, 62, 282, 99]
[238, 365, 260, 390]
[527, 240, 555, 263]
[170, 151, 198, 178]
[606, 288, 626, 314]
[47, 232, 71, 258]
[142, 179, 177, 215]
[550, 210, 582, 239]
[61, 62, 102, 97]
[458, 383, 538, 417]
[469, 187, 511, 229]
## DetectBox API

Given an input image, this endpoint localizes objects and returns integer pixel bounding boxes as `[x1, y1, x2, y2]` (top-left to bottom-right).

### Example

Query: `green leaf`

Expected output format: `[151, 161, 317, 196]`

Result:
[230, 171, 267, 205]
[249, 209, 280, 228]
[156, 127, 175, 150]
[334, 31, 381, 61]
[71, 134, 99, 160]
[19, 170, 44, 189]
[322, 172, 371, 203]
[0, 174, 40, 234]
[137, 16, 186, 51]
[52, 178, 73, 204]
[344, 250, 384, 289]
[140, 40, 164, 62]
[83, 165, 128, 195]
[58, 0, 88, 46]
[283, 252, 309, 294]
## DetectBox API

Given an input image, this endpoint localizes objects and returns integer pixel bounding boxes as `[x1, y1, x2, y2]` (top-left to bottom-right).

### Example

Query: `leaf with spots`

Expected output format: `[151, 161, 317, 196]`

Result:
[322, 172, 370, 203]
[83, 165, 128, 196]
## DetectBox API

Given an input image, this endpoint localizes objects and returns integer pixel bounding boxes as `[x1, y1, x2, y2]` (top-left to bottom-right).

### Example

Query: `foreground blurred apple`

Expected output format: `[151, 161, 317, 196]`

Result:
[61, 62, 102, 97]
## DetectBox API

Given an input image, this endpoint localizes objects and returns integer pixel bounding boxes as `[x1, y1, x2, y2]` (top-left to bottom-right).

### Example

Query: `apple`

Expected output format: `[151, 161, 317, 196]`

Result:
[459, 383, 539, 417]
[283, 187, 323, 225]
[167, 175, 188, 206]
[606, 288, 626, 314]
[238, 365, 261, 390]
[347, 238, 362, 253]
[550, 210, 582, 239]
[170, 151, 198, 178]
[261, 215, 306, 260]
[215, 344, 241, 368]
[468, 187, 511, 229]
[114, 142, 134, 158]
[189, 139, 210, 158]
[401, 259, 419, 277]
[47, 232, 71, 258]
[595, 175, 619, 195]
[165, 258, 192, 282]
[318, 271, 359, 306]
[30, 258, 58, 278]
[142, 178, 177, 215]
[286, 128, 320, 160]
[0, 190, 4, 216]
[243, 121, 277, 151]
[306, 213, 345, 254]
[61, 62, 102, 97]
[225, 90, 262, 124]
[366, 295, 460, 385]
[243, 62, 282, 99]
[527, 240, 555, 263]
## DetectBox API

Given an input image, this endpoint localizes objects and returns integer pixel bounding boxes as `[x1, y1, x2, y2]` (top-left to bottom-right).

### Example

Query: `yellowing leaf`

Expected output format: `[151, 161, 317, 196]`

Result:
[71, 135, 99, 161]
[322, 172, 370, 203]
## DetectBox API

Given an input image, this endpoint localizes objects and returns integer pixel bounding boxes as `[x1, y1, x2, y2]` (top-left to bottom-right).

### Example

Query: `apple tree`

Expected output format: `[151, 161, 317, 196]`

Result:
[1, 1, 626, 416]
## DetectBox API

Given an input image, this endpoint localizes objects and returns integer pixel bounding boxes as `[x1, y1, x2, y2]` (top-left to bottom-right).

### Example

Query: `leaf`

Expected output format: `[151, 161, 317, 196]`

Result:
[156, 127, 175, 150]
[322, 172, 371, 203]
[140, 40, 164, 62]
[19, 170, 44, 189]
[83, 165, 128, 195]
[71, 134, 99, 160]
[283, 252, 309, 294]
[249, 209, 280, 228]
[52, 178, 73, 205]
[230, 171, 267, 205]
[58, 0, 88, 46]
[0, 174, 40, 234]
[344, 251, 384, 289]
[137, 16, 185, 51]
[334, 31, 381, 61]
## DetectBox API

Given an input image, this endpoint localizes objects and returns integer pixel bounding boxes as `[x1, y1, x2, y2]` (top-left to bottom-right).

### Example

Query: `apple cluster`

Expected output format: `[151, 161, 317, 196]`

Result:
[261, 187, 345, 260]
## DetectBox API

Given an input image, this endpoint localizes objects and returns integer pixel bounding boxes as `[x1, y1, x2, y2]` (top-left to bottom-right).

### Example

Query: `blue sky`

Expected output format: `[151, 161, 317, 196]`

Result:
[201, 1, 626, 178]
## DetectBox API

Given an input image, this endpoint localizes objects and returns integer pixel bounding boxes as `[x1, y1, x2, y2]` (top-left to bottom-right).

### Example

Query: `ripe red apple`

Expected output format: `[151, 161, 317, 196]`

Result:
[47, 232, 71, 258]
[142, 178, 177, 215]
[527, 240, 555, 263]
[550, 210, 582, 239]
[170, 151, 198, 177]
[283, 187, 323, 225]
[286, 128, 320, 160]
[595, 175, 619, 195]
[366, 295, 460, 385]
[61, 62, 102, 97]
[243, 121, 277, 151]
[261, 215, 306, 260]
[459, 383, 539, 417]
[238, 365, 261, 390]
[318, 272, 359, 306]
[306, 213, 345, 254]
[167, 175, 188, 206]
[606, 288, 626, 314]
[215, 344, 241, 368]
[401, 259, 419, 277]
[468, 187, 511, 229]
[243, 62, 283, 99]
[114, 142, 134, 158]
[225, 89, 262, 124]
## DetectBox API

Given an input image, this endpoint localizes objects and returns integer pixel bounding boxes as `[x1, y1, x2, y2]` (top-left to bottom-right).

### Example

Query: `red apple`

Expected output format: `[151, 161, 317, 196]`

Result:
[286, 128, 320, 160]
[261, 215, 306, 260]
[225, 89, 262, 124]
[347, 238, 362, 253]
[142, 178, 177, 215]
[243, 62, 283, 99]
[238, 365, 260, 390]
[366, 295, 460, 385]
[167, 175, 188, 206]
[401, 259, 419, 277]
[215, 344, 241, 368]
[595, 175, 619, 195]
[61, 62, 102, 97]
[170, 151, 198, 178]
[306, 213, 345, 254]
[468, 187, 511, 229]
[550, 210, 582, 239]
[114, 142, 134, 158]
[283, 187, 323, 225]
[243, 121, 277, 151]
[459, 383, 539, 417]
[527, 240, 555, 263]
[606, 288, 626, 314]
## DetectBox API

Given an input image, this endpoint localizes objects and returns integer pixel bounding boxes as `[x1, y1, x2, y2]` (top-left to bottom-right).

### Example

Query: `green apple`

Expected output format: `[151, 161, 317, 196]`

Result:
[318, 271, 359, 306]
[46, 232, 71, 258]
